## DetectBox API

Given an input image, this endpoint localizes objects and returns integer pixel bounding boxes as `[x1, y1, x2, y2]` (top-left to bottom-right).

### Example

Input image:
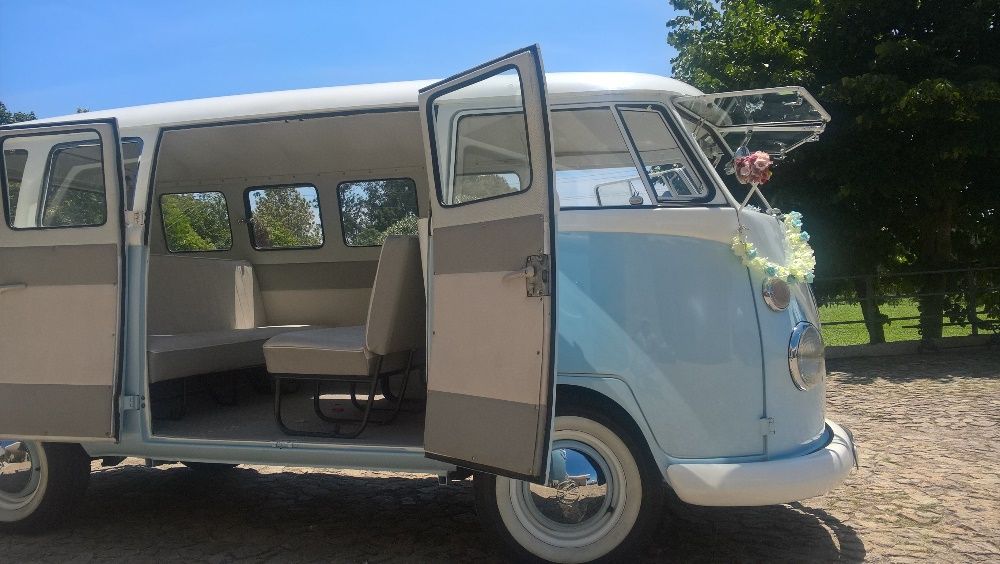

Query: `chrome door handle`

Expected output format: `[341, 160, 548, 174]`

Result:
[0, 283, 26, 295]
[503, 266, 535, 282]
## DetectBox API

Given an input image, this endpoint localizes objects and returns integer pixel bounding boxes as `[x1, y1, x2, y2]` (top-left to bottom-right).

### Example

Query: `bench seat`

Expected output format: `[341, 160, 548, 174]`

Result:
[148, 325, 314, 383]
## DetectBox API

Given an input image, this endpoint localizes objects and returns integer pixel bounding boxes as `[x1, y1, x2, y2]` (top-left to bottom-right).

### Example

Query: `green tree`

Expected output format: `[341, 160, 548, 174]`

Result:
[0, 101, 36, 125]
[339, 179, 418, 246]
[249, 186, 323, 248]
[668, 0, 1000, 340]
[161, 193, 232, 251]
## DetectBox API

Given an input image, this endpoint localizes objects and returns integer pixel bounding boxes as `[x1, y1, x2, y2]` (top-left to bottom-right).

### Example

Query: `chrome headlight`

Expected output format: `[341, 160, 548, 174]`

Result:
[788, 322, 825, 390]
[762, 277, 791, 311]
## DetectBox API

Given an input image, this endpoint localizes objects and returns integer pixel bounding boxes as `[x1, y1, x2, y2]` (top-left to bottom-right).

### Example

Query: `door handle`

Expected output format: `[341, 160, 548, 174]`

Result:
[503, 266, 536, 282]
[0, 283, 26, 295]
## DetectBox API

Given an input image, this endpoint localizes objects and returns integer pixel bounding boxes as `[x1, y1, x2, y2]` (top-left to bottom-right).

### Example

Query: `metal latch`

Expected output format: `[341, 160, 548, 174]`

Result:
[759, 417, 775, 436]
[126, 211, 145, 227]
[504, 254, 550, 297]
[120, 395, 144, 412]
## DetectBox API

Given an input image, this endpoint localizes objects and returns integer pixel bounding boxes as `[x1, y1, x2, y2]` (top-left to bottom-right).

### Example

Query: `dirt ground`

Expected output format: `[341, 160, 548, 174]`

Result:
[2, 348, 998, 562]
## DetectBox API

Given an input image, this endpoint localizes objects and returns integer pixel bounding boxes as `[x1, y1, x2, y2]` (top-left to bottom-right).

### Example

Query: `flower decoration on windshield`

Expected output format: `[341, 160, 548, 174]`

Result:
[731, 211, 815, 284]
[734, 151, 773, 186]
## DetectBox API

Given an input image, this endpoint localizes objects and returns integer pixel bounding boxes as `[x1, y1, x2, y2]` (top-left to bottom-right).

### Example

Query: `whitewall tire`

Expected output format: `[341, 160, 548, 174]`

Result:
[0, 441, 90, 532]
[475, 407, 664, 563]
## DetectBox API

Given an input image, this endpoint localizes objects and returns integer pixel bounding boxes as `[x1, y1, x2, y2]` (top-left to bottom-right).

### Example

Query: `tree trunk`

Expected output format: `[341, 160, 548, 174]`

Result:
[854, 277, 886, 344]
[917, 199, 954, 340]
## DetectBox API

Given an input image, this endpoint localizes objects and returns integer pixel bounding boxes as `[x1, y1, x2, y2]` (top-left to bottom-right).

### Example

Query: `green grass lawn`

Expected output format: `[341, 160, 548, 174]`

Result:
[818, 299, 997, 346]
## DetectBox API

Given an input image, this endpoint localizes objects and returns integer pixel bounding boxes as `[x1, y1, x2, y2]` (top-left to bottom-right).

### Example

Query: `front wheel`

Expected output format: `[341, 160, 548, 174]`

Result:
[0, 441, 91, 533]
[474, 409, 664, 563]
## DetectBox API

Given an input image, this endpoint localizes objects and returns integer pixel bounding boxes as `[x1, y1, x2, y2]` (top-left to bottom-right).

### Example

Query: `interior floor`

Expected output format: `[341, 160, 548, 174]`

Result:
[151, 371, 426, 448]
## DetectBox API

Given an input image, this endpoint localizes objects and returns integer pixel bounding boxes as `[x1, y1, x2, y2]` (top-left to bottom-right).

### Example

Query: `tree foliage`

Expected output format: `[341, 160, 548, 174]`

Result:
[339, 179, 419, 246]
[249, 186, 323, 249]
[161, 192, 233, 251]
[0, 101, 35, 125]
[668, 0, 1000, 339]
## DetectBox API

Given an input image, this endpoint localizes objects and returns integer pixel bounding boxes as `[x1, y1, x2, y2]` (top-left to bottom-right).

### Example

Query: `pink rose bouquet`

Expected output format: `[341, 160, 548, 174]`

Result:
[733, 151, 773, 185]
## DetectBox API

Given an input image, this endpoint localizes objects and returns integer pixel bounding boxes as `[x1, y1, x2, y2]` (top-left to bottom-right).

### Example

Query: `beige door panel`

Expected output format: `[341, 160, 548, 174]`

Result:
[0, 119, 124, 442]
[420, 46, 557, 482]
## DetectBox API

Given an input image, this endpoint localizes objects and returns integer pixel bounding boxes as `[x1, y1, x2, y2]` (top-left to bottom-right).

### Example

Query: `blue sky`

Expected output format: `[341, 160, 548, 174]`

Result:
[0, 1, 680, 119]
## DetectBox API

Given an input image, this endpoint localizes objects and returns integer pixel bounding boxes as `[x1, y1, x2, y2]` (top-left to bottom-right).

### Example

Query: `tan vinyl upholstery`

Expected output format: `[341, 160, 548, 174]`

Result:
[263, 236, 424, 376]
[147, 255, 313, 383]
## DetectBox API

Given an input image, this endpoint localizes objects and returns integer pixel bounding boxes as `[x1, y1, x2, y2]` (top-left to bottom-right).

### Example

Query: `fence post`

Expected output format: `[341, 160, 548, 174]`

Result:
[967, 269, 979, 336]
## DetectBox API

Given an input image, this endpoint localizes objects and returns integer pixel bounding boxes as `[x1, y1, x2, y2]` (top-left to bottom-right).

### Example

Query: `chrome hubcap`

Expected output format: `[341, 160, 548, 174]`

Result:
[511, 438, 625, 545]
[0, 441, 42, 510]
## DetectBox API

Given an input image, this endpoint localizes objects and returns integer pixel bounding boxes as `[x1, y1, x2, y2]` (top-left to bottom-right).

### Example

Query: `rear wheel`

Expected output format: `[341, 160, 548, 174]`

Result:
[0, 441, 91, 533]
[474, 407, 664, 563]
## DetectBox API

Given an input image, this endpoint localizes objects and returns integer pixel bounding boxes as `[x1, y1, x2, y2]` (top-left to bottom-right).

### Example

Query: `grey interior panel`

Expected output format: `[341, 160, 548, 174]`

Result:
[432, 214, 544, 275]
[0, 384, 113, 439]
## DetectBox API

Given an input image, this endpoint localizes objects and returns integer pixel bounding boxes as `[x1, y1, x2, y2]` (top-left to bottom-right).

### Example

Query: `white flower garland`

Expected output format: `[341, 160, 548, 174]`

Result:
[731, 211, 816, 283]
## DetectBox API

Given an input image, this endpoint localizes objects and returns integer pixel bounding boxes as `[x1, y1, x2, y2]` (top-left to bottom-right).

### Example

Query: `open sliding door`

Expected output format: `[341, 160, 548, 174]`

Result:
[0, 119, 126, 441]
[420, 46, 557, 481]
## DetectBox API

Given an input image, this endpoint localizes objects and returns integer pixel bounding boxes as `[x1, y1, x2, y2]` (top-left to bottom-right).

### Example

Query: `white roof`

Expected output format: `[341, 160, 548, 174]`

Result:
[32, 72, 701, 130]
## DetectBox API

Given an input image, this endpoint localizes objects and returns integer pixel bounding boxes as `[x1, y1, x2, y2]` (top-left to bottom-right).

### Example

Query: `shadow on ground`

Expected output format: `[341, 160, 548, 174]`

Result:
[828, 347, 1000, 384]
[6, 463, 865, 562]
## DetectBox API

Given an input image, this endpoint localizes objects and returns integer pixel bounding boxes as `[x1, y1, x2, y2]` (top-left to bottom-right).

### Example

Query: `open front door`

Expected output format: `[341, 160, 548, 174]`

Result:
[0, 119, 126, 442]
[420, 46, 557, 481]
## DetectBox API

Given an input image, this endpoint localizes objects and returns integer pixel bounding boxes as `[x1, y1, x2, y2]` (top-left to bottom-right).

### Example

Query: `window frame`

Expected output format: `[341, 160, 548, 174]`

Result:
[428, 64, 535, 208]
[158, 190, 234, 253]
[1, 128, 111, 230]
[615, 105, 716, 206]
[335, 177, 419, 248]
[242, 183, 326, 251]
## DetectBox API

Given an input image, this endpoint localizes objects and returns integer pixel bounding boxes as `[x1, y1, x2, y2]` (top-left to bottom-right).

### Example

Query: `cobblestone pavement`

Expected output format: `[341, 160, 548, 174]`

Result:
[2, 348, 998, 562]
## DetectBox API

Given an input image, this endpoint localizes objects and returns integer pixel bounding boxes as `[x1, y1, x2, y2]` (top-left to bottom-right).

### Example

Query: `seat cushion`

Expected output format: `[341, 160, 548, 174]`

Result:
[148, 325, 312, 383]
[263, 326, 372, 376]
[263, 327, 412, 377]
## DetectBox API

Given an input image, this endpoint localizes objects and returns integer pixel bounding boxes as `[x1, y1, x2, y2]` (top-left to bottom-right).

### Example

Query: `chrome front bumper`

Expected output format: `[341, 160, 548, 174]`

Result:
[665, 420, 857, 506]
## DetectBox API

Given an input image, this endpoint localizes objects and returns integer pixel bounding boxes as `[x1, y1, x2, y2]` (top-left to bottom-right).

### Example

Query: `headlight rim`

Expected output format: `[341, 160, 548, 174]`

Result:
[788, 321, 825, 391]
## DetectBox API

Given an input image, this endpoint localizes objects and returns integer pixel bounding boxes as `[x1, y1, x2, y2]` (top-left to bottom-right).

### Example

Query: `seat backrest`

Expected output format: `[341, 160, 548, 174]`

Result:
[365, 236, 426, 355]
[148, 255, 267, 334]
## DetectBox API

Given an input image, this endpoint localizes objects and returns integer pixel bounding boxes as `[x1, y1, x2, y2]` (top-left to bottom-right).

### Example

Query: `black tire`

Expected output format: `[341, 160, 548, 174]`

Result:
[181, 462, 238, 472]
[474, 402, 664, 563]
[0, 442, 91, 534]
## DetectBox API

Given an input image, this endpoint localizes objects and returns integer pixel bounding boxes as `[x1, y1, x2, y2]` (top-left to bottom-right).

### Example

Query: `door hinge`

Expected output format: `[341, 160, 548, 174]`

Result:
[759, 417, 775, 436]
[525, 254, 551, 297]
[126, 211, 145, 227]
[120, 395, 144, 412]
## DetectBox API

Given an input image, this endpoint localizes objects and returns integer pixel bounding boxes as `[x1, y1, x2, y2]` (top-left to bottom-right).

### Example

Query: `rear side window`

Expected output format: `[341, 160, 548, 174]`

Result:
[160, 191, 232, 252]
[337, 178, 418, 246]
[245, 184, 324, 250]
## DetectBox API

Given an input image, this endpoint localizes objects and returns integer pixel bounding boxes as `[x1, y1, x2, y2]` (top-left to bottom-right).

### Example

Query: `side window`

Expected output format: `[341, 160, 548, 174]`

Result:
[41, 139, 108, 227]
[160, 191, 233, 252]
[552, 108, 649, 208]
[2, 132, 108, 229]
[620, 109, 706, 201]
[337, 178, 418, 247]
[245, 184, 324, 250]
[451, 110, 530, 204]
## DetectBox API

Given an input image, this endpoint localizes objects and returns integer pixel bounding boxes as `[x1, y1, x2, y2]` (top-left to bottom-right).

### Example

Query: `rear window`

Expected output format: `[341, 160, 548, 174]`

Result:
[245, 184, 324, 250]
[160, 191, 233, 252]
[337, 178, 418, 246]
